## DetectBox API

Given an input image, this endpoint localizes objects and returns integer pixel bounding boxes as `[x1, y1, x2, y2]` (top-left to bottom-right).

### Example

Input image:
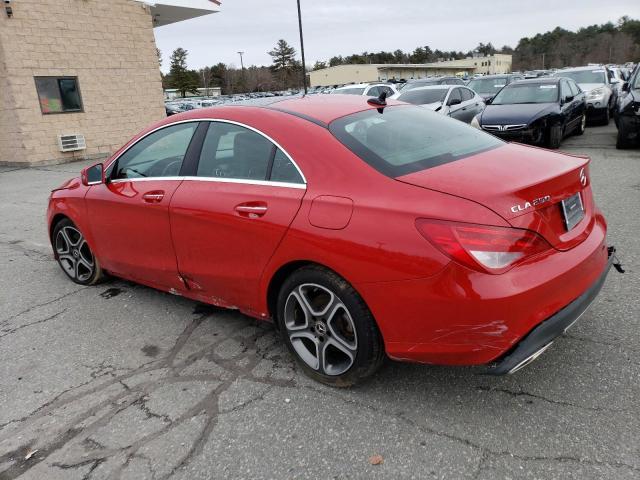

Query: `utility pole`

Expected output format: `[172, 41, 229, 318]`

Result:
[542, 52, 545, 70]
[296, 0, 307, 94]
[238, 51, 245, 92]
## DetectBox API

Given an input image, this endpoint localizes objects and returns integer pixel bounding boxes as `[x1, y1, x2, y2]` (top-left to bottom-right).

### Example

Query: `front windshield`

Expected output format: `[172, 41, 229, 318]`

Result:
[491, 83, 559, 105]
[332, 87, 366, 95]
[633, 73, 640, 89]
[397, 88, 448, 105]
[555, 70, 605, 85]
[467, 77, 507, 94]
[329, 105, 502, 177]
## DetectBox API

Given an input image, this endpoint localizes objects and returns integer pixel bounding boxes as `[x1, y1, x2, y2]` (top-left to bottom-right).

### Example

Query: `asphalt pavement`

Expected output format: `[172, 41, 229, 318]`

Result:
[0, 123, 638, 479]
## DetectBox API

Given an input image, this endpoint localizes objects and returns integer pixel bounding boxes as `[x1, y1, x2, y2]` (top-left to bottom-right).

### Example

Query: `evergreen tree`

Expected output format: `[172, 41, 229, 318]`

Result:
[268, 39, 298, 88]
[167, 48, 199, 97]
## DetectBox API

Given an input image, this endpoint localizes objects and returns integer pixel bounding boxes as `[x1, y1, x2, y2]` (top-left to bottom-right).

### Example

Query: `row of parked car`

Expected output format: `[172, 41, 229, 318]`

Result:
[165, 90, 302, 116]
[326, 64, 638, 149]
[165, 63, 638, 150]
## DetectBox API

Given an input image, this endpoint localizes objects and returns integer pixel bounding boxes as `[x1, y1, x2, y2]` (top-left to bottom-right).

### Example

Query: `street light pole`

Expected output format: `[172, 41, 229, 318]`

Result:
[237, 51, 246, 92]
[296, 0, 307, 94]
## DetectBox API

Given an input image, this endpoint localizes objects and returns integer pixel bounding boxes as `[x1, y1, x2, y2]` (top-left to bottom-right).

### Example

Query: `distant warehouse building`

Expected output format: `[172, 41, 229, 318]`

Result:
[309, 54, 512, 87]
[0, 0, 220, 166]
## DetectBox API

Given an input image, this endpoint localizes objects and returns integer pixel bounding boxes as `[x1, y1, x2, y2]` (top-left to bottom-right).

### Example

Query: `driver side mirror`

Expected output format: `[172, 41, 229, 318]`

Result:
[622, 82, 630, 92]
[448, 98, 462, 106]
[81, 162, 104, 186]
[564, 95, 574, 103]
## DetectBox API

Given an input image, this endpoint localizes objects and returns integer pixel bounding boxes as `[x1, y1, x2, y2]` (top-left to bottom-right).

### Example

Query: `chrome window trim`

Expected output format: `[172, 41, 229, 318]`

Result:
[109, 176, 306, 190]
[105, 118, 307, 185]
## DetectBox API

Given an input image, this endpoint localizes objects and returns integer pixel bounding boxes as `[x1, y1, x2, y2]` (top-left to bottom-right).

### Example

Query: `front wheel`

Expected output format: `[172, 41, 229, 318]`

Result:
[616, 122, 631, 149]
[53, 218, 104, 285]
[575, 114, 586, 135]
[546, 124, 563, 149]
[276, 266, 384, 387]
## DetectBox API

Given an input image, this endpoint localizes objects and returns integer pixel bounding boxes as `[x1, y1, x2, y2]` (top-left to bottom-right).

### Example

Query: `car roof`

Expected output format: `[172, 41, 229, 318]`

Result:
[400, 85, 453, 92]
[559, 66, 605, 72]
[334, 84, 370, 89]
[469, 74, 511, 79]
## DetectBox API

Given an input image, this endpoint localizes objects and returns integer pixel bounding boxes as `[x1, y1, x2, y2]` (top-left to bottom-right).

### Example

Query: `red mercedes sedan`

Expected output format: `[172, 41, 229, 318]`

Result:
[47, 95, 620, 385]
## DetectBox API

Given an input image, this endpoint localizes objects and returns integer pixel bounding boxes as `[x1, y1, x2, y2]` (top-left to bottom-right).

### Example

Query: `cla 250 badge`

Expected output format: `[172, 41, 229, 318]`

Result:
[510, 195, 551, 213]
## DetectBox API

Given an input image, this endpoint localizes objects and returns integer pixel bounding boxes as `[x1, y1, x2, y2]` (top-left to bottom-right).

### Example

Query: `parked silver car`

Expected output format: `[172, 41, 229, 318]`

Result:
[391, 85, 485, 124]
[553, 66, 619, 124]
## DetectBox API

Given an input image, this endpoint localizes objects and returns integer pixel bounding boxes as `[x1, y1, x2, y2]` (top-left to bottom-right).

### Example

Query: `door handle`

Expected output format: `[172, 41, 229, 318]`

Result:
[235, 202, 268, 218]
[142, 191, 164, 203]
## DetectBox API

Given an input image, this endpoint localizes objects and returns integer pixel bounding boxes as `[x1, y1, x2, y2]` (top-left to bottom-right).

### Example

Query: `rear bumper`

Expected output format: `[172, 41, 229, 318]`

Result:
[357, 213, 610, 366]
[483, 246, 617, 374]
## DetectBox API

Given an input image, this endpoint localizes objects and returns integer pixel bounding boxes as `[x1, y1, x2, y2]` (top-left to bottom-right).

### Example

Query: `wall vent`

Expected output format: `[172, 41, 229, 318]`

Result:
[58, 134, 86, 153]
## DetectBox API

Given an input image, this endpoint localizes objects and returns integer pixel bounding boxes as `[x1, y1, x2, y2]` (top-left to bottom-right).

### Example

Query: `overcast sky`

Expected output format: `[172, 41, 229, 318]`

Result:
[154, 0, 638, 72]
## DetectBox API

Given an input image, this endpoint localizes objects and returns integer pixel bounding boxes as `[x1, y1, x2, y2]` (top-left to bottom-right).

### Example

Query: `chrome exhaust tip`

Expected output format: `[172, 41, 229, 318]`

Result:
[507, 341, 554, 374]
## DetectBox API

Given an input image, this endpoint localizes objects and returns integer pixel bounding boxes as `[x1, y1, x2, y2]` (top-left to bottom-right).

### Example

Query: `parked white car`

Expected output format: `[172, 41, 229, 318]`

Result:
[391, 85, 485, 124]
[331, 83, 398, 97]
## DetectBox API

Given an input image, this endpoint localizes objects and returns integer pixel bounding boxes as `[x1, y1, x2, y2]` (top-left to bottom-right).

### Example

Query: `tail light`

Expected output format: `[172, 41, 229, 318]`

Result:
[415, 219, 552, 274]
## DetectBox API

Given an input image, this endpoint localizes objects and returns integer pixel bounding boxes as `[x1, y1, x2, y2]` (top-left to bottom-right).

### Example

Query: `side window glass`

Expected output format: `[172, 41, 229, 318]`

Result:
[270, 149, 304, 184]
[460, 88, 474, 101]
[447, 88, 462, 105]
[367, 86, 380, 97]
[197, 122, 274, 181]
[569, 81, 580, 96]
[112, 123, 197, 180]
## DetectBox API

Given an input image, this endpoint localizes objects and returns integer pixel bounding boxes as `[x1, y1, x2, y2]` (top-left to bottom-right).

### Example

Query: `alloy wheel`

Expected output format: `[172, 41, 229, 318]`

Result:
[283, 283, 358, 376]
[55, 226, 95, 282]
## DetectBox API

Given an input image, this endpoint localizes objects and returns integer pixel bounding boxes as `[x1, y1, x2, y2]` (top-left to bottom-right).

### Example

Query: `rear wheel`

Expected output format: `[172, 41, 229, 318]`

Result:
[276, 266, 384, 387]
[53, 218, 104, 285]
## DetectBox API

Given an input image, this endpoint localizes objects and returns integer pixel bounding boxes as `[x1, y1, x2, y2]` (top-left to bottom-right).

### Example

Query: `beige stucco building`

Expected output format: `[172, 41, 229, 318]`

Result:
[0, 0, 219, 166]
[309, 54, 513, 87]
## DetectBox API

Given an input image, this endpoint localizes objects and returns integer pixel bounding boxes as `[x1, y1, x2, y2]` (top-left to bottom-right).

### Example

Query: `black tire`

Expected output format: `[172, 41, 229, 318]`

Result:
[616, 123, 630, 149]
[600, 107, 610, 126]
[276, 265, 385, 387]
[575, 114, 586, 136]
[546, 124, 563, 149]
[52, 218, 105, 285]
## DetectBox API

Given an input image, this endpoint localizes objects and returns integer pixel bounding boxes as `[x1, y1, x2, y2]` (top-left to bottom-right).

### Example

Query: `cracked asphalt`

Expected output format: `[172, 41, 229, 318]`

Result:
[0, 123, 638, 479]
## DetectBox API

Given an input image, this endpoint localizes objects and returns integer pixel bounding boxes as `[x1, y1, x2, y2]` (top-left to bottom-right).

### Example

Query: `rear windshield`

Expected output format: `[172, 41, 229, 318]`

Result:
[333, 87, 366, 95]
[491, 83, 559, 104]
[329, 105, 503, 177]
[397, 88, 448, 105]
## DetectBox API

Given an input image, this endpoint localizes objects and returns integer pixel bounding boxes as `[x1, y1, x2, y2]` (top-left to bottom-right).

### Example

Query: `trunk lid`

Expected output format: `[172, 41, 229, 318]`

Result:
[396, 143, 594, 250]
